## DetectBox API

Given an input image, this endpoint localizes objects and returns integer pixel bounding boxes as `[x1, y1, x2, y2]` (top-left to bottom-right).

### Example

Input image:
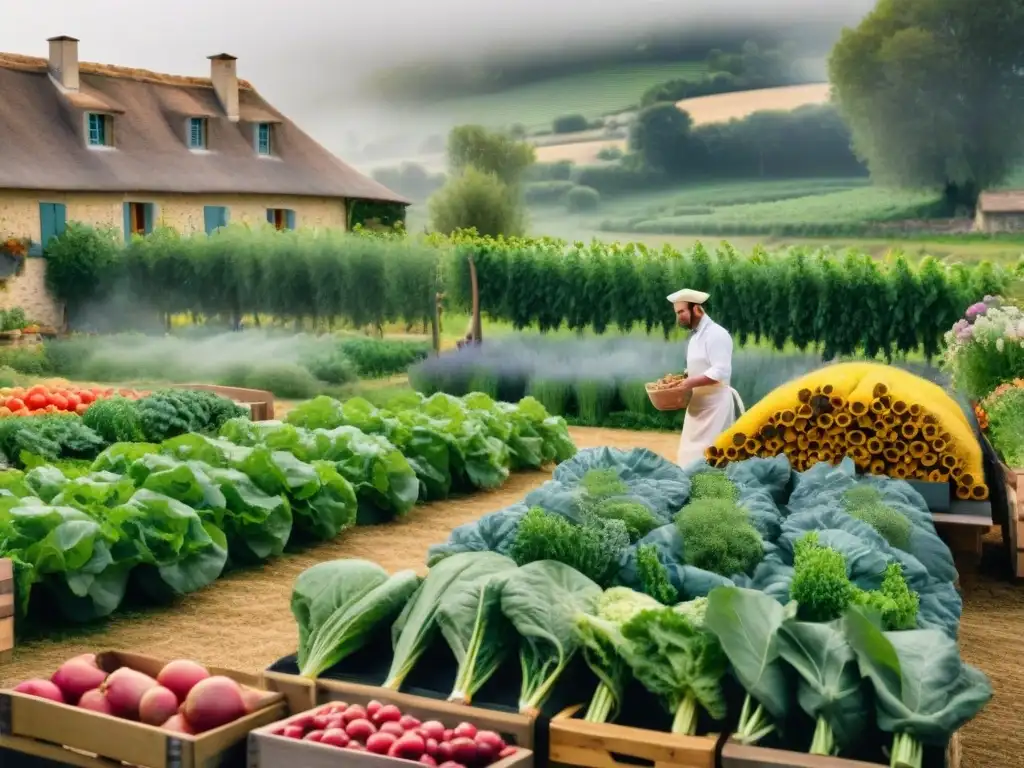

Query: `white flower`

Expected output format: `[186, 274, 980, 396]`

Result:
[997, 338, 1006, 352]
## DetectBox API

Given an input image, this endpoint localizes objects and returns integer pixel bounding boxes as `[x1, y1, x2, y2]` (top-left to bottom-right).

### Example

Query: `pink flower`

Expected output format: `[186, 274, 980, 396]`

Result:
[965, 302, 988, 319]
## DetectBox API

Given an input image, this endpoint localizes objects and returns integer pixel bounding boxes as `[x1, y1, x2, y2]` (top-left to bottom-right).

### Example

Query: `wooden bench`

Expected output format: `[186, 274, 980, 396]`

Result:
[170, 383, 275, 421]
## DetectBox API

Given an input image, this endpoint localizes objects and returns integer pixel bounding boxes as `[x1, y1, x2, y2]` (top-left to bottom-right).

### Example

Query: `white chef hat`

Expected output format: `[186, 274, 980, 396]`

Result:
[666, 288, 709, 305]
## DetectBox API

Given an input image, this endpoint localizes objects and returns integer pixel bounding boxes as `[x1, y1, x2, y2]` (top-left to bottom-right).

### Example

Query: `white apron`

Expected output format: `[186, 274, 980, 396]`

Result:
[676, 341, 745, 467]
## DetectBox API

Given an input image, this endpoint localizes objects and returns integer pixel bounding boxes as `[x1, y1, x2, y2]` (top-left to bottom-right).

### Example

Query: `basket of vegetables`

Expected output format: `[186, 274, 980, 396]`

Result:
[645, 373, 690, 411]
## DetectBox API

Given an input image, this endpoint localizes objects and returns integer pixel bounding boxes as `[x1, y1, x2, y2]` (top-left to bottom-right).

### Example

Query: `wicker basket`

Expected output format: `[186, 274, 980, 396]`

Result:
[645, 381, 692, 412]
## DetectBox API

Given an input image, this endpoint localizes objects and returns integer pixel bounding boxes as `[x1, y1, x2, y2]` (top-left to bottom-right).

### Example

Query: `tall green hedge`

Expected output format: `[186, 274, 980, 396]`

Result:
[45, 224, 1007, 360]
[440, 236, 1009, 360]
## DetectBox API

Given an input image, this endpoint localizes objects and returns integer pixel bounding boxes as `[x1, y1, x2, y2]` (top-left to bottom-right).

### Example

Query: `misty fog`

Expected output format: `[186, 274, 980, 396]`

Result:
[2, 0, 875, 159]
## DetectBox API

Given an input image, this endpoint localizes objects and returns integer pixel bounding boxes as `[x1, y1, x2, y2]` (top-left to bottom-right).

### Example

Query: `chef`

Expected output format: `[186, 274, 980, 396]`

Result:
[667, 288, 745, 467]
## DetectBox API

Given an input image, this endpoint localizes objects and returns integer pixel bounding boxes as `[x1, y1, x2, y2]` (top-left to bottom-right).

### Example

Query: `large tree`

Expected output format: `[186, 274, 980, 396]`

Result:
[829, 0, 1024, 211]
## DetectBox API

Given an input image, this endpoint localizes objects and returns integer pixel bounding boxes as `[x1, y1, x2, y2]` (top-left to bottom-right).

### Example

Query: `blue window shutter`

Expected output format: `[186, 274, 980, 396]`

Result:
[39, 203, 55, 248]
[266, 209, 275, 224]
[123, 203, 132, 242]
[54, 203, 67, 237]
[204, 206, 228, 234]
[285, 210, 296, 230]
[144, 204, 155, 234]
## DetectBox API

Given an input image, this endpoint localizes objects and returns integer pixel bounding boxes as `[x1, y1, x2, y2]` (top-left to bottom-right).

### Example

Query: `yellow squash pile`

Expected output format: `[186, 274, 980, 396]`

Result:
[707, 362, 988, 500]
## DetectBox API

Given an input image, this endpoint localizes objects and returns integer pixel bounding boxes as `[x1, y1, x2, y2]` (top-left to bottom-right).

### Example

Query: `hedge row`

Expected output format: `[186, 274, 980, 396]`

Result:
[46, 224, 1007, 360]
[441, 236, 1009, 360]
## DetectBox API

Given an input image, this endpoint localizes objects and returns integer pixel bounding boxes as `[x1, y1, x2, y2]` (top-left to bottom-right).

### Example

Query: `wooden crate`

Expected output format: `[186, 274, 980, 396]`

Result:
[172, 384, 275, 422]
[548, 705, 718, 768]
[997, 458, 1024, 578]
[0, 558, 12, 664]
[261, 671, 536, 750]
[0, 650, 287, 768]
[720, 731, 961, 768]
[247, 705, 534, 768]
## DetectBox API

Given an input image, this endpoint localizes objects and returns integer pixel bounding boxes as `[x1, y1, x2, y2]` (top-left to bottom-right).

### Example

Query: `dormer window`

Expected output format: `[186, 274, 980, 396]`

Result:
[188, 117, 207, 149]
[256, 123, 271, 156]
[86, 113, 113, 146]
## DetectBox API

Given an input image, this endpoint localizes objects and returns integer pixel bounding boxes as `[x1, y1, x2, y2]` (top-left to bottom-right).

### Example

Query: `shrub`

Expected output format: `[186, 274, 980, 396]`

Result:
[428, 166, 525, 237]
[302, 348, 359, 385]
[336, 337, 429, 378]
[0, 346, 50, 376]
[221, 362, 321, 399]
[524, 181, 576, 205]
[524, 161, 574, 182]
[565, 186, 601, 212]
[596, 146, 623, 161]
[552, 114, 589, 134]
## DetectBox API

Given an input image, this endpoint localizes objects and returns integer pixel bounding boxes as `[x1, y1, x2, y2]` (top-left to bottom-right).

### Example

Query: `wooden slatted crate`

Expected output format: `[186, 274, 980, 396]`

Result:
[548, 705, 718, 768]
[720, 731, 960, 768]
[260, 671, 536, 751]
[997, 459, 1024, 578]
[0, 558, 12, 663]
[0, 650, 286, 768]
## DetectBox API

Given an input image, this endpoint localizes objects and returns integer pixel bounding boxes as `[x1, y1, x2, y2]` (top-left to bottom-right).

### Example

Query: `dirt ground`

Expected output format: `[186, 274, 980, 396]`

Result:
[1, 426, 1019, 766]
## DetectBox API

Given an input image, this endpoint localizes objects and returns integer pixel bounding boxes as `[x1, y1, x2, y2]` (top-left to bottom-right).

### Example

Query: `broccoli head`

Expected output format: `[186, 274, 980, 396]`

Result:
[854, 562, 919, 630]
[594, 499, 659, 542]
[675, 498, 764, 577]
[689, 470, 739, 502]
[790, 531, 858, 622]
[846, 500, 913, 552]
[580, 468, 628, 499]
[511, 506, 630, 587]
[673, 596, 709, 627]
[635, 543, 679, 605]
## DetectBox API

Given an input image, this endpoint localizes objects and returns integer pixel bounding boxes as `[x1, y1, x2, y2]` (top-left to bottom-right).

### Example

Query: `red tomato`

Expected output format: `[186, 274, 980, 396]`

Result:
[65, 393, 81, 410]
[75, 403, 90, 416]
[5, 397, 24, 411]
[47, 394, 68, 410]
[26, 393, 47, 410]
[78, 391, 95, 404]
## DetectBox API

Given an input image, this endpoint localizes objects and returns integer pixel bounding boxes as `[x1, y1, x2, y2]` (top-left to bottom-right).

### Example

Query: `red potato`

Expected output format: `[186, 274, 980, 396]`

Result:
[342, 704, 368, 722]
[380, 721, 406, 737]
[475, 741, 497, 764]
[312, 714, 334, 730]
[425, 737, 439, 756]
[289, 714, 316, 732]
[181, 676, 247, 733]
[345, 718, 377, 742]
[367, 732, 398, 754]
[101, 667, 158, 719]
[321, 728, 351, 747]
[443, 729, 455, 741]
[449, 736, 478, 766]
[14, 679, 65, 703]
[51, 657, 108, 705]
[400, 714, 422, 730]
[453, 722, 478, 740]
[305, 730, 326, 743]
[375, 703, 402, 724]
[392, 732, 426, 759]
[139, 686, 179, 726]
[77, 688, 114, 715]
[162, 714, 195, 734]
[366, 699, 383, 719]
[347, 741, 366, 751]
[420, 755, 438, 766]
[475, 731, 506, 752]
[436, 742, 454, 762]
[420, 721, 446, 741]
[156, 659, 210, 702]
[282, 725, 306, 739]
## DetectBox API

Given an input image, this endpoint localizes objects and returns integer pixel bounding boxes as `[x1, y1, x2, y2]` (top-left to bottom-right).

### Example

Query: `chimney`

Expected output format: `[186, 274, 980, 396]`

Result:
[47, 35, 80, 91]
[208, 53, 239, 121]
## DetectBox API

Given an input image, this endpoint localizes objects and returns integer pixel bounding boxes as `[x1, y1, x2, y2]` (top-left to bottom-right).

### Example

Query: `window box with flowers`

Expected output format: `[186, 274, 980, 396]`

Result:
[0, 237, 29, 282]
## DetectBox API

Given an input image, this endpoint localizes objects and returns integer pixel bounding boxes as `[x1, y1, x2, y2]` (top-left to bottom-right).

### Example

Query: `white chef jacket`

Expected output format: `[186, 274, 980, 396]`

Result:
[676, 314, 745, 467]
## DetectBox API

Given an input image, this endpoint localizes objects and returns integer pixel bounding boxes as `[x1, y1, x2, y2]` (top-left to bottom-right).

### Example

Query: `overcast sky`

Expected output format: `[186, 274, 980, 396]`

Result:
[2, 1, 873, 150]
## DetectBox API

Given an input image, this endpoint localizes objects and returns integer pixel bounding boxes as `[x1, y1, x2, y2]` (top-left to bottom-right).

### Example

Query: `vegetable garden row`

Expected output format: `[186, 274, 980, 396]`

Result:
[5, 443, 988, 768]
[0, 391, 573, 625]
[49, 224, 1006, 361]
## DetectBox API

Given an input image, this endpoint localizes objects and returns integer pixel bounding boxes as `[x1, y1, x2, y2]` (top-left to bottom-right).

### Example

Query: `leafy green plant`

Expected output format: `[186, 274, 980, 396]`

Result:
[510, 507, 629, 587]
[500, 560, 602, 712]
[676, 499, 764, 577]
[634, 544, 678, 604]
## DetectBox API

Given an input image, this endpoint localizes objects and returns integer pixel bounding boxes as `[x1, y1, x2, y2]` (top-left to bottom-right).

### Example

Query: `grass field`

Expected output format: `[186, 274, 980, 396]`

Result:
[533, 82, 831, 163]
[421, 61, 707, 129]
